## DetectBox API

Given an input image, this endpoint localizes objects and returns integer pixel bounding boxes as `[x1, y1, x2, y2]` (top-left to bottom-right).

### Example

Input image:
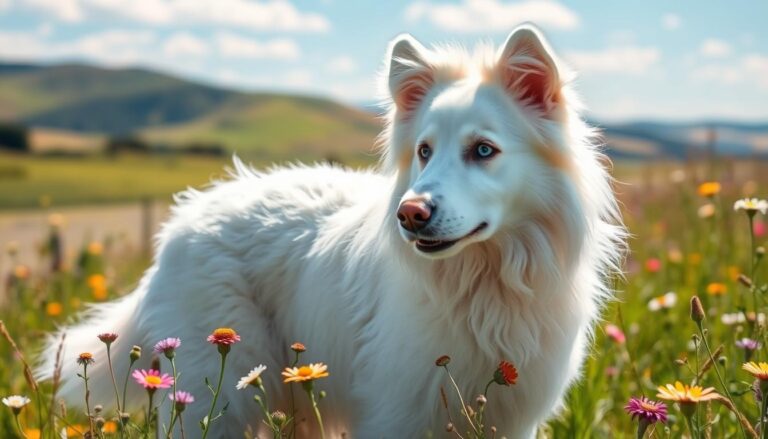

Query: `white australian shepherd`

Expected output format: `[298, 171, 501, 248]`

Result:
[41, 24, 624, 438]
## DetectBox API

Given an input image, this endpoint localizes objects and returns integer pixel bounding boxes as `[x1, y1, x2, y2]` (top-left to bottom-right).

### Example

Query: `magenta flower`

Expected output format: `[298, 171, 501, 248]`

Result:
[132, 369, 174, 390]
[169, 390, 195, 405]
[604, 324, 626, 344]
[154, 337, 181, 358]
[625, 396, 668, 424]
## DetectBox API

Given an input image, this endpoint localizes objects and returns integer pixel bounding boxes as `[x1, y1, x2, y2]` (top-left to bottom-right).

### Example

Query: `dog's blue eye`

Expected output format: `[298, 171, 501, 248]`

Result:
[418, 144, 431, 160]
[474, 143, 496, 159]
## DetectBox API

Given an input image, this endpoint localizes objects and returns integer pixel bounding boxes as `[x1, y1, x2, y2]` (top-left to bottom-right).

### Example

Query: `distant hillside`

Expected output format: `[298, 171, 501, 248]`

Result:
[1, 61, 767, 162]
[0, 61, 381, 162]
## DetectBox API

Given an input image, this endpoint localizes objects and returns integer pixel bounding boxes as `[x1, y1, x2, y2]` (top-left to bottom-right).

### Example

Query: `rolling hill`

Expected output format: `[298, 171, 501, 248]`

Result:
[1, 60, 767, 161]
[0, 61, 382, 163]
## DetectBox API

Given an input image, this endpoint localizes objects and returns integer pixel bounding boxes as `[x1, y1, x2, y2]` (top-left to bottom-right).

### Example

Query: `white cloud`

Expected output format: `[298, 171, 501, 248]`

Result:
[0, 0, 12, 11]
[18, 0, 330, 32]
[0, 29, 155, 65]
[326, 56, 357, 74]
[163, 32, 209, 57]
[215, 32, 300, 60]
[692, 54, 768, 89]
[699, 38, 731, 58]
[405, 0, 579, 32]
[215, 67, 313, 91]
[566, 46, 660, 75]
[661, 13, 680, 30]
[36, 22, 54, 36]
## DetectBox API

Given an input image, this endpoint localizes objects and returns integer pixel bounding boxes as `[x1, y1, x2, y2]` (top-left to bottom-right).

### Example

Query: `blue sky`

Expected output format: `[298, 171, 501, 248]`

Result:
[0, 0, 766, 122]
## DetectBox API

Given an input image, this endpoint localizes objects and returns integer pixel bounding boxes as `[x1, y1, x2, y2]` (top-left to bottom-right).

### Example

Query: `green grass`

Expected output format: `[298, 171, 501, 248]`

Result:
[0, 153, 232, 209]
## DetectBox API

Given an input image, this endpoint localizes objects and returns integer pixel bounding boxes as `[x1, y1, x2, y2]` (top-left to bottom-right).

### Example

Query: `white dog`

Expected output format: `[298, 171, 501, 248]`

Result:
[41, 24, 624, 438]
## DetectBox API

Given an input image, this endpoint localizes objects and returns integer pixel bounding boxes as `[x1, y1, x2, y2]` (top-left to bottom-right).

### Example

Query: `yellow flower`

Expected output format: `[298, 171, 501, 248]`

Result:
[697, 182, 721, 198]
[657, 381, 719, 403]
[102, 421, 118, 433]
[87, 274, 108, 300]
[743, 362, 768, 380]
[46, 302, 63, 317]
[706, 283, 727, 296]
[24, 429, 41, 439]
[282, 363, 329, 383]
[66, 424, 87, 436]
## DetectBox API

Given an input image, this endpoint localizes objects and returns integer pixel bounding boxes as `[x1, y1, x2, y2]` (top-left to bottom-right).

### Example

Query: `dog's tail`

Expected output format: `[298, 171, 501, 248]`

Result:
[37, 280, 150, 412]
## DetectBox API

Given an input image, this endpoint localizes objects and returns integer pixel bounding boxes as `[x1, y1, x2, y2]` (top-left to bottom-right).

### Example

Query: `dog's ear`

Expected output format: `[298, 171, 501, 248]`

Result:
[497, 25, 562, 117]
[387, 34, 432, 114]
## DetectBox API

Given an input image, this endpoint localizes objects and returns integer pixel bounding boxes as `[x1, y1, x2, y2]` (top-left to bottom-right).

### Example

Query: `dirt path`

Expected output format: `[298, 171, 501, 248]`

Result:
[0, 202, 169, 275]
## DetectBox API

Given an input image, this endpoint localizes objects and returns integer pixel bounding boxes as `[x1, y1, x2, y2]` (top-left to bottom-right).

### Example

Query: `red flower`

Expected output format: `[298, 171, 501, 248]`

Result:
[206, 328, 241, 345]
[494, 360, 518, 386]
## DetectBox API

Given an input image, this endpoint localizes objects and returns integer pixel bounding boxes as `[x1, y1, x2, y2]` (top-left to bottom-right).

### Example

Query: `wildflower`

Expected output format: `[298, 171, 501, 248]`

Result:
[169, 391, 194, 412]
[102, 421, 118, 433]
[97, 333, 118, 346]
[697, 181, 721, 198]
[153, 337, 181, 359]
[493, 360, 518, 386]
[667, 248, 683, 264]
[644, 258, 661, 273]
[13, 265, 30, 280]
[737, 338, 760, 351]
[2, 395, 31, 414]
[698, 203, 716, 219]
[46, 301, 63, 317]
[270, 410, 288, 429]
[625, 396, 668, 424]
[743, 362, 768, 380]
[23, 429, 41, 439]
[87, 274, 108, 300]
[657, 381, 719, 403]
[77, 352, 95, 366]
[648, 292, 677, 311]
[130, 345, 142, 361]
[207, 327, 241, 345]
[706, 283, 727, 296]
[690, 296, 705, 324]
[236, 365, 267, 390]
[476, 394, 487, 407]
[291, 342, 306, 353]
[734, 198, 768, 216]
[756, 221, 767, 237]
[132, 369, 174, 390]
[604, 324, 626, 344]
[87, 241, 103, 255]
[283, 363, 330, 383]
[435, 355, 451, 366]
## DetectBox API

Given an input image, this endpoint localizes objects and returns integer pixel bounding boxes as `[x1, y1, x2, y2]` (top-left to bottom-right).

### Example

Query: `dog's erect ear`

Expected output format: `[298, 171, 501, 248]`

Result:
[497, 25, 562, 117]
[387, 34, 433, 114]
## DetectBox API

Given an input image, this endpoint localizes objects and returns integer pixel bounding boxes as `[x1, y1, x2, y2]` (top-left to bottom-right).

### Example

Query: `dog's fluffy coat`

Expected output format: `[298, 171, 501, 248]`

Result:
[40, 25, 624, 438]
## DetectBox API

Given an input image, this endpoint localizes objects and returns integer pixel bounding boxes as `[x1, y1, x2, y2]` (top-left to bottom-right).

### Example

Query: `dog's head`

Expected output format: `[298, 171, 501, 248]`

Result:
[384, 25, 571, 259]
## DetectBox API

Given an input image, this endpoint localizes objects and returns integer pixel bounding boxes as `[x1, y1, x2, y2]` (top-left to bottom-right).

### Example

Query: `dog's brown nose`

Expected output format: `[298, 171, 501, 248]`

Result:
[397, 199, 432, 232]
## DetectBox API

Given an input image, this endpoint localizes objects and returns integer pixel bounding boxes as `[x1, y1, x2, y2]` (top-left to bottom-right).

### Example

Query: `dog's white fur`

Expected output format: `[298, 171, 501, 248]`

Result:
[40, 25, 624, 438]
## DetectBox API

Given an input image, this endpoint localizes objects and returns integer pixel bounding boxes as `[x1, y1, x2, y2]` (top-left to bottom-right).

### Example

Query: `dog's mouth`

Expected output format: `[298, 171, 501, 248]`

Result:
[415, 222, 488, 253]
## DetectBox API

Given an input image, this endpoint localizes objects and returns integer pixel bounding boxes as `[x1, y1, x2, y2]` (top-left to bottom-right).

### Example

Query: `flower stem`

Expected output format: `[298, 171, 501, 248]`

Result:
[105, 345, 125, 436]
[166, 358, 179, 439]
[122, 357, 138, 422]
[303, 382, 325, 439]
[83, 364, 95, 436]
[698, 326, 749, 438]
[146, 390, 155, 436]
[761, 390, 767, 439]
[13, 414, 28, 439]
[201, 352, 228, 439]
[443, 365, 479, 435]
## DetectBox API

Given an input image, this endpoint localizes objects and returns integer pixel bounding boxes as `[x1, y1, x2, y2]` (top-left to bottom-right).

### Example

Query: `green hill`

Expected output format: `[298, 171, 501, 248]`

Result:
[0, 62, 382, 162]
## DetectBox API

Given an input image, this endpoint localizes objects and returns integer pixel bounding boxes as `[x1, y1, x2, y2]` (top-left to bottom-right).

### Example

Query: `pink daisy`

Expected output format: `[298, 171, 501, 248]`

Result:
[153, 337, 181, 356]
[604, 324, 626, 344]
[132, 369, 174, 390]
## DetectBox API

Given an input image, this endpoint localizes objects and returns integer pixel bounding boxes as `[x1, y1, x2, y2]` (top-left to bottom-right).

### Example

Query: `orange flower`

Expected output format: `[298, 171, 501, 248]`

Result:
[13, 265, 30, 280]
[282, 363, 329, 383]
[697, 181, 721, 198]
[706, 283, 727, 296]
[656, 381, 719, 403]
[87, 274, 108, 300]
[24, 429, 41, 439]
[87, 241, 103, 255]
[743, 362, 768, 380]
[102, 421, 118, 433]
[66, 424, 87, 436]
[77, 352, 95, 366]
[493, 360, 518, 386]
[46, 302, 63, 317]
[291, 342, 306, 353]
[207, 327, 241, 345]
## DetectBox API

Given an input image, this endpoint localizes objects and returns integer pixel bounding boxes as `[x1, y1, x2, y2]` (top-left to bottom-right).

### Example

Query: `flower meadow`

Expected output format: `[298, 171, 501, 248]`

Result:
[5, 164, 768, 437]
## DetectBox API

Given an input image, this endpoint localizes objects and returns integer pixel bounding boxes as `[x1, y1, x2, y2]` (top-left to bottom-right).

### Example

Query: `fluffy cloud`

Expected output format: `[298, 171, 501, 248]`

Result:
[566, 46, 660, 75]
[699, 39, 731, 58]
[215, 32, 300, 60]
[405, 0, 579, 32]
[326, 56, 357, 74]
[17, 0, 330, 32]
[661, 13, 681, 30]
[692, 54, 768, 89]
[163, 32, 209, 57]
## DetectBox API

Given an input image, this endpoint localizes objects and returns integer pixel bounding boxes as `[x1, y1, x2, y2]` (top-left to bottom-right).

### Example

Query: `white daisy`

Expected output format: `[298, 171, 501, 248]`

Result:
[734, 198, 768, 215]
[648, 292, 677, 311]
[2, 395, 30, 413]
[236, 365, 267, 390]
